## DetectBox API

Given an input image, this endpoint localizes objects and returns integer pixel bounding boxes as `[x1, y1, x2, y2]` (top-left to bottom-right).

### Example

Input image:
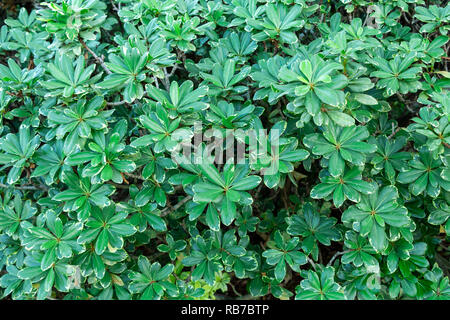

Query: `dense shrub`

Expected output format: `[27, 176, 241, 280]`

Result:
[0, 0, 449, 300]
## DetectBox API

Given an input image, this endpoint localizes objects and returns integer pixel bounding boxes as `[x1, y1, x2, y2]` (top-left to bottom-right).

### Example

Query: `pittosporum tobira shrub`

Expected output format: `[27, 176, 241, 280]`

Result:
[0, 0, 449, 300]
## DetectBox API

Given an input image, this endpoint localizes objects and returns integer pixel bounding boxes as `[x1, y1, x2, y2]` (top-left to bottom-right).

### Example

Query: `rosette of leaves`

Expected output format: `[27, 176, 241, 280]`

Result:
[277, 56, 347, 120]
[46, 96, 112, 154]
[339, 16, 381, 43]
[37, 0, 112, 54]
[408, 107, 450, 157]
[325, 29, 369, 73]
[295, 267, 346, 300]
[30, 140, 72, 185]
[0, 58, 43, 94]
[3, 28, 49, 64]
[0, 264, 33, 299]
[182, 235, 223, 285]
[423, 264, 450, 300]
[310, 167, 376, 208]
[170, 279, 205, 300]
[133, 148, 177, 182]
[73, 246, 127, 282]
[192, 161, 261, 227]
[41, 54, 101, 100]
[157, 234, 186, 261]
[340, 231, 379, 270]
[342, 185, 411, 252]
[286, 203, 341, 260]
[397, 147, 450, 198]
[414, 5, 450, 34]
[337, 264, 380, 300]
[370, 4, 401, 28]
[0, 233, 28, 272]
[235, 205, 259, 237]
[205, 100, 259, 129]
[160, 15, 202, 52]
[16, 251, 74, 300]
[384, 239, 417, 274]
[130, 177, 173, 208]
[52, 171, 115, 221]
[369, 135, 411, 183]
[218, 32, 257, 62]
[369, 52, 422, 97]
[4, 95, 43, 129]
[387, 242, 430, 299]
[118, 184, 167, 233]
[97, 45, 149, 103]
[145, 80, 209, 114]
[228, 0, 264, 30]
[394, 34, 449, 65]
[0, 192, 37, 240]
[212, 230, 258, 279]
[128, 256, 177, 300]
[131, 104, 193, 153]
[0, 125, 40, 185]
[251, 120, 309, 189]
[249, 3, 304, 44]
[199, 59, 251, 99]
[304, 122, 377, 177]
[4, 7, 38, 32]
[250, 55, 286, 104]
[22, 210, 84, 271]
[77, 205, 136, 255]
[66, 120, 137, 183]
[262, 230, 307, 282]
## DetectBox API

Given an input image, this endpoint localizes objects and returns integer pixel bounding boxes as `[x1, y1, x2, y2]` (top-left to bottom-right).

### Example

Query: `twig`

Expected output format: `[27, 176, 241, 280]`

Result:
[162, 68, 171, 91]
[109, 0, 119, 12]
[327, 250, 351, 267]
[306, 257, 317, 271]
[123, 172, 145, 180]
[388, 122, 401, 139]
[0, 183, 47, 191]
[395, 92, 406, 103]
[229, 282, 242, 297]
[167, 64, 179, 77]
[153, 76, 160, 89]
[106, 181, 130, 189]
[106, 100, 127, 107]
[160, 195, 192, 217]
[79, 37, 112, 75]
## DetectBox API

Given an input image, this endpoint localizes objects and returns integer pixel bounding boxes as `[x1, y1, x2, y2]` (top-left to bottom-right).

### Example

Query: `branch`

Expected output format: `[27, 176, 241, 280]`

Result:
[79, 37, 112, 75]
[167, 64, 179, 77]
[0, 183, 48, 191]
[388, 122, 401, 139]
[153, 76, 160, 89]
[106, 181, 130, 189]
[162, 68, 171, 91]
[109, 0, 119, 12]
[306, 257, 317, 271]
[327, 250, 351, 267]
[106, 100, 127, 107]
[123, 172, 145, 180]
[161, 195, 192, 217]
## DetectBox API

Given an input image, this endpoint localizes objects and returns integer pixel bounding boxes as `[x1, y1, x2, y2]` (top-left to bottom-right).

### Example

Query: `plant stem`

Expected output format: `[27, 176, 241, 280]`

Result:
[161, 195, 192, 217]
[79, 37, 112, 75]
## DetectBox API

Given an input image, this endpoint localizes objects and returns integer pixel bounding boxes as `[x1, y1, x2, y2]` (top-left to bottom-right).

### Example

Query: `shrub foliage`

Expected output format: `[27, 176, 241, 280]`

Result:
[0, 0, 449, 300]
